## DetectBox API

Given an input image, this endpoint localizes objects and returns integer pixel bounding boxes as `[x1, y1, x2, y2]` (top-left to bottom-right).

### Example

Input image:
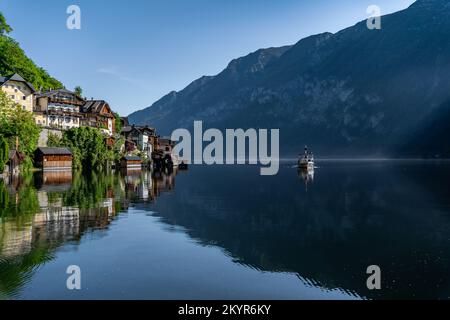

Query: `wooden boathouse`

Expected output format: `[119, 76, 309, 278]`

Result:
[121, 155, 142, 170]
[35, 147, 73, 171]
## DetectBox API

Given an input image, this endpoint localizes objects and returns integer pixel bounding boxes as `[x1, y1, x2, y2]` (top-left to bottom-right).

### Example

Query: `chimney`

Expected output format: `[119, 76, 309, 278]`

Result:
[15, 136, 19, 150]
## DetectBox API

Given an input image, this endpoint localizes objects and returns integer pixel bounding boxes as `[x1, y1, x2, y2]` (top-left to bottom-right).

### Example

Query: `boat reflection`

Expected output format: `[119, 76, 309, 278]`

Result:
[3, 163, 450, 300]
[298, 167, 314, 191]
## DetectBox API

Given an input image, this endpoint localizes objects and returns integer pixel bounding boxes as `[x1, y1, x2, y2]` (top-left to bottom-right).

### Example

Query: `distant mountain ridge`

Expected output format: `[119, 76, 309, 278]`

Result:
[129, 0, 450, 157]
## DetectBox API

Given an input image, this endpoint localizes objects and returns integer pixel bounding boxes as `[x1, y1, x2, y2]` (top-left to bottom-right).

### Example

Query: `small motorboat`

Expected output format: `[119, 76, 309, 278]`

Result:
[298, 146, 315, 170]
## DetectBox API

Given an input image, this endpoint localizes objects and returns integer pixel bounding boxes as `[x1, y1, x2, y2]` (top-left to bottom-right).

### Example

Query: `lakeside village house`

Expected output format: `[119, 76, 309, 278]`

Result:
[34, 89, 115, 136]
[0, 73, 176, 175]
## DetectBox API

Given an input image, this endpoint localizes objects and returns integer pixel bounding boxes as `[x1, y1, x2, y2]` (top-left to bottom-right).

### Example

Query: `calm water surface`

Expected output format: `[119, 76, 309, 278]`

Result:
[1, 161, 450, 300]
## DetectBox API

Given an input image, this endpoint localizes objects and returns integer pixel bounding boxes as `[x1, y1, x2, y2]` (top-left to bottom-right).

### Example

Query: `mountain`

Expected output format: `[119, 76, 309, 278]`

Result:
[400, 99, 450, 158]
[129, 0, 450, 157]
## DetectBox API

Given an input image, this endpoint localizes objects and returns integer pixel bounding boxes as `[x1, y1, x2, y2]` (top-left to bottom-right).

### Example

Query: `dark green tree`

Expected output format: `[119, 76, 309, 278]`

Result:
[0, 12, 12, 35]
[114, 112, 122, 134]
[0, 91, 41, 170]
[0, 135, 9, 173]
[74, 86, 83, 98]
[47, 132, 62, 147]
[61, 127, 114, 169]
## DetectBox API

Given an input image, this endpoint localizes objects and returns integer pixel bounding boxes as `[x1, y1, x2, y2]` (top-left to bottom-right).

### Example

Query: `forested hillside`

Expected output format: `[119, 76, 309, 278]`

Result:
[0, 12, 62, 91]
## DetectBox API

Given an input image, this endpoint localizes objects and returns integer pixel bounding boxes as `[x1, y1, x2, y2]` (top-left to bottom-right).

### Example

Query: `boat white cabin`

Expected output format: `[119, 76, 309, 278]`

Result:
[298, 146, 315, 169]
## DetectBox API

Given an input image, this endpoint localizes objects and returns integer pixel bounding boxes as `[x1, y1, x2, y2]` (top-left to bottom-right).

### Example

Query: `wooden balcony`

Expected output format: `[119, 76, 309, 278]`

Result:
[49, 98, 85, 106]
[46, 109, 83, 117]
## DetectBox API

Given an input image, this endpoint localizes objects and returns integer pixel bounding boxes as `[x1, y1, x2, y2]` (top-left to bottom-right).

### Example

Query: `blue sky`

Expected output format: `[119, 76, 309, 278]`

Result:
[0, 0, 415, 116]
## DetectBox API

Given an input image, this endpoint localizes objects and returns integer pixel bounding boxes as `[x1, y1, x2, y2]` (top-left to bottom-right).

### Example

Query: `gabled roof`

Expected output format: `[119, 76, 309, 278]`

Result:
[121, 126, 135, 134]
[8, 149, 25, 162]
[120, 117, 129, 126]
[0, 73, 36, 93]
[139, 126, 156, 134]
[122, 155, 142, 161]
[36, 147, 72, 155]
[159, 137, 174, 143]
[122, 125, 155, 135]
[37, 88, 81, 98]
[82, 100, 114, 117]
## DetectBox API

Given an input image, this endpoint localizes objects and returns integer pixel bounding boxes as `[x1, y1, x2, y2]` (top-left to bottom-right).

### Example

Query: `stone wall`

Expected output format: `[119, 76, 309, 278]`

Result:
[38, 128, 64, 147]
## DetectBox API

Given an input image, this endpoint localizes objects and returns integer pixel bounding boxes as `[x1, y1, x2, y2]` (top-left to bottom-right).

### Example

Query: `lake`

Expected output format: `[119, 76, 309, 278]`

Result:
[1, 161, 450, 300]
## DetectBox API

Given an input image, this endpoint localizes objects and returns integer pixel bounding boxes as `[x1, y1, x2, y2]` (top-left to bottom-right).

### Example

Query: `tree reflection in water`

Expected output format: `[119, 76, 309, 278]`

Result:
[1, 162, 450, 299]
[0, 168, 179, 298]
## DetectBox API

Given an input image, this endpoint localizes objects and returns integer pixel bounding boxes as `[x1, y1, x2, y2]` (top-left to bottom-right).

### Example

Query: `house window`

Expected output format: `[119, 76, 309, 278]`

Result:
[23, 96, 27, 100]
[10, 95, 15, 99]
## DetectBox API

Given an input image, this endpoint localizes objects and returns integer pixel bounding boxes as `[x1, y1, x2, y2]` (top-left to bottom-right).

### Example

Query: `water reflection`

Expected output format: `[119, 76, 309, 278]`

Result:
[0, 168, 179, 298]
[1, 162, 450, 299]
[298, 167, 314, 191]
[147, 163, 450, 300]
